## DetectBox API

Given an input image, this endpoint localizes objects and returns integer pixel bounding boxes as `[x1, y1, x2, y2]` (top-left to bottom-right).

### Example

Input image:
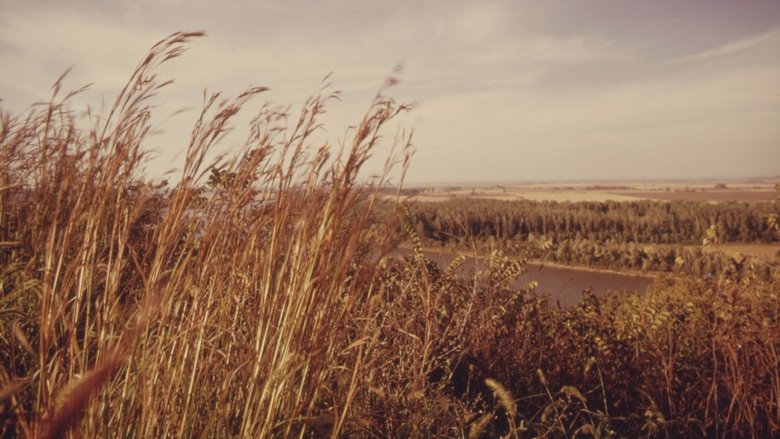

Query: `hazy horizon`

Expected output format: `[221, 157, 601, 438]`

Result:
[1, 0, 779, 183]
[403, 174, 780, 188]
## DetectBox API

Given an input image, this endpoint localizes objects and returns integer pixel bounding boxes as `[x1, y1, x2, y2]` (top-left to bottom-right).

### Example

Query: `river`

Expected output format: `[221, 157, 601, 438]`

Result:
[389, 249, 654, 308]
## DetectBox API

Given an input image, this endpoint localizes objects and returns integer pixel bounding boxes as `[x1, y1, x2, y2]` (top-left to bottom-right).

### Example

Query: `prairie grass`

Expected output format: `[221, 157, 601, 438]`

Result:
[1, 33, 778, 438]
[0, 31, 412, 437]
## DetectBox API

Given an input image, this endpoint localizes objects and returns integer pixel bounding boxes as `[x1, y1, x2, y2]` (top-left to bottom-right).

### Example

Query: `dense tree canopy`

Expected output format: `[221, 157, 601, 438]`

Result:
[398, 199, 779, 279]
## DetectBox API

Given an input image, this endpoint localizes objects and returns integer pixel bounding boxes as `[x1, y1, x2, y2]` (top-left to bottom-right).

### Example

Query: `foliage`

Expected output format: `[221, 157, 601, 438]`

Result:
[399, 199, 778, 280]
[407, 198, 779, 246]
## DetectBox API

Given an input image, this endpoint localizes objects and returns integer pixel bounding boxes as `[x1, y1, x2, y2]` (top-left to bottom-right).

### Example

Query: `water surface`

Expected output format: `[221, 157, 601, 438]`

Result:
[390, 249, 654, 308]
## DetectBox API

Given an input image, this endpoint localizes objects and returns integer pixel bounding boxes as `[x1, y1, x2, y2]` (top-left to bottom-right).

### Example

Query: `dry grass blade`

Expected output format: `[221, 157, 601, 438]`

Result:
[468, 411, 494, 439]
[485, 378, 517, 418]
[11, 322, 34, 357]
[0, 379, 29, 403]
[41, 353, 123, 439]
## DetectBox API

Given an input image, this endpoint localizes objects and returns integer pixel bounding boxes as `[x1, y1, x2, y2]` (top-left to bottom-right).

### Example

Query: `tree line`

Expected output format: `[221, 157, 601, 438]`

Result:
[399, 199, 779, 279]
[409, 199, 778, 245]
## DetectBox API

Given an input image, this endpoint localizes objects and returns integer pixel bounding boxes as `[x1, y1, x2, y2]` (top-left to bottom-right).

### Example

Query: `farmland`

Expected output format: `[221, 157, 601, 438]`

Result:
[397, 180, 778, 203]
[1, 34, 779, 438]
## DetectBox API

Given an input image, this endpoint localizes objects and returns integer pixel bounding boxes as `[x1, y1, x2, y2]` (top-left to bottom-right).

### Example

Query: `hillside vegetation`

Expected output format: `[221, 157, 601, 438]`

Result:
[1, 34, 778, 438]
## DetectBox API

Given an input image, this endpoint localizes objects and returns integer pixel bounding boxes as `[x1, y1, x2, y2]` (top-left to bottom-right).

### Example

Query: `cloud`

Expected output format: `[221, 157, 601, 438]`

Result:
[406, 54, 780, 182]
[1, 0, 778, 182]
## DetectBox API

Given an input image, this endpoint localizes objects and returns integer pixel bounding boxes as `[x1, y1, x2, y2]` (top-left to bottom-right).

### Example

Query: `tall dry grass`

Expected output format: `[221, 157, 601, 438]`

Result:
[0, 32, 412, 437]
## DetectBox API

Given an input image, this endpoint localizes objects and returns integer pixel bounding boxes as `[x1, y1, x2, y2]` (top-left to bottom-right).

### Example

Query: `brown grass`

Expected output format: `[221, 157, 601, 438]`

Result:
[0, 31, 413, 437]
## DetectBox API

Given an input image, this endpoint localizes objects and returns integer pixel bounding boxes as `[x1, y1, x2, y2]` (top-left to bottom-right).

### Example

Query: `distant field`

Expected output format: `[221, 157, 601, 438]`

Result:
[512, 190, 643, 202]
[400, 180, 778, 203]
[643, 243, 780, 259]
[403, 190, 643, 203]
[705, 243, 780, 259]
[614, 189, 776, 202]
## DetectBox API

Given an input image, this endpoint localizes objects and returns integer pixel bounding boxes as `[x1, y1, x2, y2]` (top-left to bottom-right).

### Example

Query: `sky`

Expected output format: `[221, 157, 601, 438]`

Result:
[1, 0, 779, 184]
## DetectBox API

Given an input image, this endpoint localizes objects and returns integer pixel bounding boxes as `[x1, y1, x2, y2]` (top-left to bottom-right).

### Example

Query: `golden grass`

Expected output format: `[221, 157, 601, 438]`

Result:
[0, 31, 413, 437]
